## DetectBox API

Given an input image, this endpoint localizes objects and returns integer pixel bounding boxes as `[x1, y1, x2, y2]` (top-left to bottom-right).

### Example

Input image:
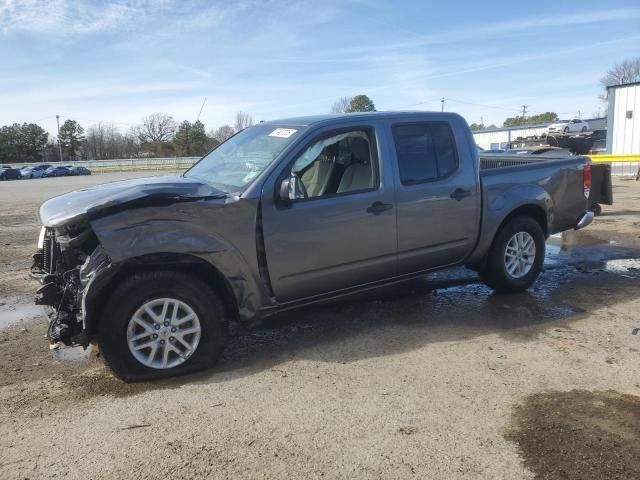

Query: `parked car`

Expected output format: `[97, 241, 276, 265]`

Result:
[1, 166, 22, 180]
[32, 111, 594, 381]
[21, 164, 51, 179]
[68, 166, 91, 176]
[43, 165, 70, 177]
[547, 119, 589, 134]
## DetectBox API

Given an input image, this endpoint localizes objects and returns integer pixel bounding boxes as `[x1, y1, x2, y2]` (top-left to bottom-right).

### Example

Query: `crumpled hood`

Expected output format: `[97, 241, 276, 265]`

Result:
[548, 123, 568, 128]
[39, 175, 227, 227]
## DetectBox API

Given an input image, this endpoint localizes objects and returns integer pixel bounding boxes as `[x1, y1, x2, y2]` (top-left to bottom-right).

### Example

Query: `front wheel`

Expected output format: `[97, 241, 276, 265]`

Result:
[480, 216, 545, 293]
[563, 127, 570, 133]
[98, 271, 227, 382]
[581, 126, 588, 132]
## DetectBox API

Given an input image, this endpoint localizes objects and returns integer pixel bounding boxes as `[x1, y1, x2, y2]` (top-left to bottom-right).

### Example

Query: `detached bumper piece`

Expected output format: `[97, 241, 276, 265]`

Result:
[575, 210, 595, 230]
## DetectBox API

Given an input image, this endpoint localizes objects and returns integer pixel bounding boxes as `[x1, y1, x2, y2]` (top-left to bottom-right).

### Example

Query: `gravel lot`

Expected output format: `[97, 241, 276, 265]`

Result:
[1, 172, 639, 479]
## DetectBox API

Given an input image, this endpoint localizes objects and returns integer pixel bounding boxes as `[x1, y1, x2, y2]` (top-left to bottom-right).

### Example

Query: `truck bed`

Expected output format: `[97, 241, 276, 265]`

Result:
[466, 153, 590, 266]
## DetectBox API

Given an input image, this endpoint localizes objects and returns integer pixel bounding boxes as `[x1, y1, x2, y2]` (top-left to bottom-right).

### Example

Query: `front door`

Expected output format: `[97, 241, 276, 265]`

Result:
[261, 126, 397, 301]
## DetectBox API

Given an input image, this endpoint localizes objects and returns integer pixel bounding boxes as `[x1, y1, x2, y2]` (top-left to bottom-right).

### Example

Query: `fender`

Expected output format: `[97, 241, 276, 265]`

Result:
[466, 182, 551, 266]
[84, 198, 274, 331]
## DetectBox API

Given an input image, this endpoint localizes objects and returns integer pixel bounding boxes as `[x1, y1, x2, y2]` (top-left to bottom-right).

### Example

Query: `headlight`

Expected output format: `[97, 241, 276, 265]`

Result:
[37, 226, 46, 249]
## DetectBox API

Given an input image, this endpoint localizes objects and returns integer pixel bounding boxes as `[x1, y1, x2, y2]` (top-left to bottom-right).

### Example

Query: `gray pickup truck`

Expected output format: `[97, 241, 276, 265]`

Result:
[32, 112, 594, 381]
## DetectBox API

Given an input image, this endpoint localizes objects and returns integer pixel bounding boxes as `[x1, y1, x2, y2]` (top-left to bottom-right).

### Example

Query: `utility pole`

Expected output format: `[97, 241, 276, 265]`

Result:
[441, 97, 445, 112]
[577, 110, 582, 119]
[55, 115, 64, 163]
[480, 116, 484, 126]
[521, 105, 528, 120]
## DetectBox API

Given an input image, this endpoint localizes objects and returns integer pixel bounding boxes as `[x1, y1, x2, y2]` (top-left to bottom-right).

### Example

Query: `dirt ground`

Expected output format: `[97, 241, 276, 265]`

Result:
[1, 173, 639, 479]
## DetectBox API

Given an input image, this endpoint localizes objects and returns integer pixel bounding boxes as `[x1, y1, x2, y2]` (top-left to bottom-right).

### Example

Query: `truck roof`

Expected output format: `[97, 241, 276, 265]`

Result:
[259, 111, 460, 127]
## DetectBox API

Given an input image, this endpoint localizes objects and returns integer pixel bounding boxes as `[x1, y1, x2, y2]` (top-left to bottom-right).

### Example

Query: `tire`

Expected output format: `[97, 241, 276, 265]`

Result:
[591, 203, 602, 216]
[98, 270, 227, 382]
[563, 127, 570, 133]
[480, 216, 545, 294]
[581, 126, 588, 132]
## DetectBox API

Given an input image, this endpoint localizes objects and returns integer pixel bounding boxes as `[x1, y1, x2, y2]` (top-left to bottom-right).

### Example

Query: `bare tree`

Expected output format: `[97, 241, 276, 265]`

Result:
[601, 57, 640, 88]
[233, 112, 253, 132]
[136, 113, 177, 155]
[83, 123, 141, 160]
[330, 96, 353, 114]
[211, 125, 235, 143]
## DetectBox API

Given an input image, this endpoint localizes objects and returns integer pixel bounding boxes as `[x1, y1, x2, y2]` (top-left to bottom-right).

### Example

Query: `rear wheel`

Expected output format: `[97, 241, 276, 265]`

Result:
[98, 271, 227, 382]
[591, 203, 602, 216]
[480, 216, 545, 293]
[581, 126, 588, 132]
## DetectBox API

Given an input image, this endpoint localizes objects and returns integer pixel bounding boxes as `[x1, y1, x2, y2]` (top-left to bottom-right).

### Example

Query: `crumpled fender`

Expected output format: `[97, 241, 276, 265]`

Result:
[86, 198, 271, 323]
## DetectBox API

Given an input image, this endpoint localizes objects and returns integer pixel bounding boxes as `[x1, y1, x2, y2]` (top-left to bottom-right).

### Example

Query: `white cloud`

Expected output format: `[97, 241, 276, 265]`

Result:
[0, 0, 158, 33]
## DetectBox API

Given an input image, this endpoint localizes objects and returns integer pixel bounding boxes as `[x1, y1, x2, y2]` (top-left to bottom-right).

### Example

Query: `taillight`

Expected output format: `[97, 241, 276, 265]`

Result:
[583, 164, 591, 199]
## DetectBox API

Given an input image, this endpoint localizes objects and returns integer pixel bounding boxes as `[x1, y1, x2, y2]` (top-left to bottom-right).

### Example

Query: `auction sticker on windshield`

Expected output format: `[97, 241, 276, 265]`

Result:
[268, 128, 297, 138]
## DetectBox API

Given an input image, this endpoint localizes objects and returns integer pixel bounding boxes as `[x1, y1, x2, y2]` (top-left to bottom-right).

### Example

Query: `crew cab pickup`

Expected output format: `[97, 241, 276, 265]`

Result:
[31, 112, 594, 381]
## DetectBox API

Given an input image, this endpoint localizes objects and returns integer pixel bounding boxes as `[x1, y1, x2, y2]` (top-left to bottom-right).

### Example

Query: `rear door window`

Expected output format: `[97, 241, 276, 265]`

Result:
[392, 123, 459, 185]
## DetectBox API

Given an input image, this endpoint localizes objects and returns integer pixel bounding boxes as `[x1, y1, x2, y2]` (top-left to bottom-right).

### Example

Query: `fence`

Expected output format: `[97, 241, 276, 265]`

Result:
[9, 157, 200, 174]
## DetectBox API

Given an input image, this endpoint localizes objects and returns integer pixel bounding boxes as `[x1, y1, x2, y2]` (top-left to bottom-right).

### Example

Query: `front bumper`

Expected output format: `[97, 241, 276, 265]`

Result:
[575, 210, 594, 230]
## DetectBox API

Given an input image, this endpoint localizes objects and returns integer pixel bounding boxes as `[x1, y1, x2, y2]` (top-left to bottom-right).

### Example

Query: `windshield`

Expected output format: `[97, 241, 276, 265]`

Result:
[185, 125, 304, 191]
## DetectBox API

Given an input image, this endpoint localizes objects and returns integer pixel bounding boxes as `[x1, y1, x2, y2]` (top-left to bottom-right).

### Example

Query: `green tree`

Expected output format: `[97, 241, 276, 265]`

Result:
[0, 123, 48, 163]
[58, 120, 85, 160]
[345, 94, 376, 113]
[173, 120, 210, 156]
[502, 112, 558, 127]
[0, 124, 21, 163]
[20, 123, 49, 161]
[469, 123, 485, 131]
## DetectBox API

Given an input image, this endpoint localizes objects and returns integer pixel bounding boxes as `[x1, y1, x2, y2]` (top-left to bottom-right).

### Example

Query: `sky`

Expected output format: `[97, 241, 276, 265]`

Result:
[0, 0, 639, 136]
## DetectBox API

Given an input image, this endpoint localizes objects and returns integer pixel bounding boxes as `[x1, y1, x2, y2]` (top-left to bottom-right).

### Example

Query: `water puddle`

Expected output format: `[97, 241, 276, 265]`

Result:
[604, 258, 640, 273]
[0, 297, 45, 330]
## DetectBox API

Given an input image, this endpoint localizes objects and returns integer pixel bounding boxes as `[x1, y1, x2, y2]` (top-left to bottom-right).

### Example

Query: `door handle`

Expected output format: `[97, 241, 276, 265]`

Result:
[366, 201, 393, 215]
[450, 188, 472, 201]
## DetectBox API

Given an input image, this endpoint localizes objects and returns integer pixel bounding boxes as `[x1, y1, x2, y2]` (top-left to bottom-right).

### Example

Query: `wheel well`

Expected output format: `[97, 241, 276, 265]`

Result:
[86, 253, 239, 336]
[500, 204, 548, 238]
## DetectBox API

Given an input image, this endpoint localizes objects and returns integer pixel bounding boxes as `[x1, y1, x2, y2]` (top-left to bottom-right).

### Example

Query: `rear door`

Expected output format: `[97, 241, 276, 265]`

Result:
[260, 123, 397, 301]
[390, 117, 480, 274]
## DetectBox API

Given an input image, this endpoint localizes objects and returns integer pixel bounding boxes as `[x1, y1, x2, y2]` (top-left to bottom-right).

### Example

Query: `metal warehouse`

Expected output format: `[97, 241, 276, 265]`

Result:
[473, 118, 608, 151]
[606, 81, 640, 154]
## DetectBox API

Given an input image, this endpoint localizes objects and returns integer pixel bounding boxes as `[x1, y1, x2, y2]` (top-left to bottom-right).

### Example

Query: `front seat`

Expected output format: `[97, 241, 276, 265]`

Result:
[301, 159, 334, 197]
[337, 138, 373, 193]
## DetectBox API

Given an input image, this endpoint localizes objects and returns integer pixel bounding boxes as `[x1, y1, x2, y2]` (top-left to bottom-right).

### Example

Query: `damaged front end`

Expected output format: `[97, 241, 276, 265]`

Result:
[31, 221, 110, 348]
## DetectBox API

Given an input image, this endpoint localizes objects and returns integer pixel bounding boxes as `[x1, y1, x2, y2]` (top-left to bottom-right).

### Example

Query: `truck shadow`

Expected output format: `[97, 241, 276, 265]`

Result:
[194, 242, 640, 385]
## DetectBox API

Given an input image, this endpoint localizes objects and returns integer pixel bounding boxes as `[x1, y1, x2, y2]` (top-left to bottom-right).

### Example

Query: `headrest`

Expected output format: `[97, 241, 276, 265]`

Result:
[351, 137, 370, 163]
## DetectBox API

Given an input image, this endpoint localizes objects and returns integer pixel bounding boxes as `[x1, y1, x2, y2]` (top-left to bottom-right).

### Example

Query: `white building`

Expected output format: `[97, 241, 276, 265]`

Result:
[606, 82, 640, 154]
[473, 124, 549, 150]
[473, 117, 608, 151]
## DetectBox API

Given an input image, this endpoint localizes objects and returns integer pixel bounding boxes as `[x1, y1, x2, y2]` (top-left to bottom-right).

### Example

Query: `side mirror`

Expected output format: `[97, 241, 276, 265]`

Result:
[279, 175, 304, 202]
[279, 177, 292, 202]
